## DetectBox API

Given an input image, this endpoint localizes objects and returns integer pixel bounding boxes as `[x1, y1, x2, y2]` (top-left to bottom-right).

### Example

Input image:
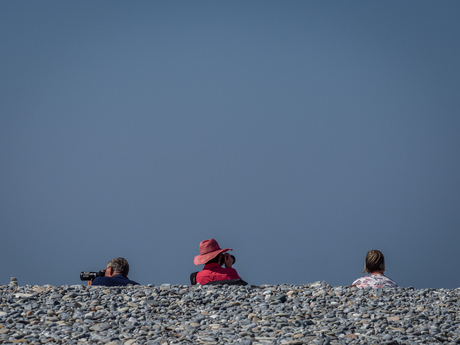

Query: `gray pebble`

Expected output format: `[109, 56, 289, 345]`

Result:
[1, 281, 459, 344]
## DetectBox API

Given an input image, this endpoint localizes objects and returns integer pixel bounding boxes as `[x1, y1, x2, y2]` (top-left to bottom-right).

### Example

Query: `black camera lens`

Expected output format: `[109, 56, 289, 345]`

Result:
[219, 254, 236, 266]
[80, 269, 106, 281]
[80, 272, 98, 281]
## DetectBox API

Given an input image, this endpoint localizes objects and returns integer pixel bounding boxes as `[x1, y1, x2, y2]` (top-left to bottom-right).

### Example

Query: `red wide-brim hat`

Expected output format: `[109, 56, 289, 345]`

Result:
[194, 238, 232, 265]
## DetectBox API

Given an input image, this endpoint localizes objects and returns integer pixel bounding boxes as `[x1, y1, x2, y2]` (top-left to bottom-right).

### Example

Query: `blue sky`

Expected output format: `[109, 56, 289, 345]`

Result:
[1, 1, 459, 289]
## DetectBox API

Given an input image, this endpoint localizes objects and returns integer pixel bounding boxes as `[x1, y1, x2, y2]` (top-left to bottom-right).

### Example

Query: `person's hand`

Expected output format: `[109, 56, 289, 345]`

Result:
[224, 253, 233, 268]
[87, 281, 92, 286]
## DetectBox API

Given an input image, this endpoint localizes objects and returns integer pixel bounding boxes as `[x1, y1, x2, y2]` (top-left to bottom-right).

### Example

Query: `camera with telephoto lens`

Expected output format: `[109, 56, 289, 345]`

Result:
[80, 269, 106, 281]
[219, 254, 236, 266]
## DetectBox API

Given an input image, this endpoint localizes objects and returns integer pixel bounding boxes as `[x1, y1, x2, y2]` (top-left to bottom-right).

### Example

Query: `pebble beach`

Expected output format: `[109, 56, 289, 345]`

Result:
[1, 281, 459, 345]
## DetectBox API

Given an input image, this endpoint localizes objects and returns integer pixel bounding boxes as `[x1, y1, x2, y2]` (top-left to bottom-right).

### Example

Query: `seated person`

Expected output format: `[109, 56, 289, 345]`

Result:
[352, 250, 397, 288]
[193, 238, 241, 285]
[89, 257, 139, 286]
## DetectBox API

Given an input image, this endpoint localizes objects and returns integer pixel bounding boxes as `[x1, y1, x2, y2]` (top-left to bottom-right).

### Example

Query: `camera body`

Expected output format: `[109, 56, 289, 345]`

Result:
[80, 269, 106, 281]
[219, 254, 236, 266]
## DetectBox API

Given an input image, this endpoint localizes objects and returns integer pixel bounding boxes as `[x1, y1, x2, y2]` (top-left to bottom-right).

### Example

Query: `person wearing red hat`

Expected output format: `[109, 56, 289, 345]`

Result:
[194, 238, 241, 285]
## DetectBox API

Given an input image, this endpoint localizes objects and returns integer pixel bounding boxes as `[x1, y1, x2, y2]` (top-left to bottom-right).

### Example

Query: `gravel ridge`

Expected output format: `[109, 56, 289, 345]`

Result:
[1, 281, 460, 344]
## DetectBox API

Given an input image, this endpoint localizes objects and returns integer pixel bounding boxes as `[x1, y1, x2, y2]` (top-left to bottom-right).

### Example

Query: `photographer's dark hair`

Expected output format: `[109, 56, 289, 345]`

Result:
[108, 257, 130, 277]
[206, 253, 235, 266]
[206, 255, 221, 264]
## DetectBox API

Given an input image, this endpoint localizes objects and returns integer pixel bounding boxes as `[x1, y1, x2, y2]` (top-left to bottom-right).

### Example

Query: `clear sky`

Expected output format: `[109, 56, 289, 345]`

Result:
[1, 1, 459, 289]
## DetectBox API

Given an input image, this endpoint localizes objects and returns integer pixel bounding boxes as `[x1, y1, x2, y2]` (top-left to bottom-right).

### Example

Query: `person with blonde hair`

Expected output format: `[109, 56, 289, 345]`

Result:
[352, 250, 397, 288]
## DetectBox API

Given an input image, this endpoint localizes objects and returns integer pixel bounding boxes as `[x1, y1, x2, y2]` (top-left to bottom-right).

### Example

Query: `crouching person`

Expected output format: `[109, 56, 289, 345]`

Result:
[192, 238, 246, 285]
[90, 257, 139, 286]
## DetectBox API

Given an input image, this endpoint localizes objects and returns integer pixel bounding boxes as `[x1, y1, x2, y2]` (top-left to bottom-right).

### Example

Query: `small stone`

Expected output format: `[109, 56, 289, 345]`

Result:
[144, 298, 159, 306]
[60, 312, 71, 320]
[269, 294, 287, 303]
[57, 321, 70, 326]
[9, 277, 18, 286]
[32, 286, 45, 293]
[84, 312, 94, 319]
[14, 293, 34, 299]
[387, 316, 400, 321]
[91, 322, 110, 331]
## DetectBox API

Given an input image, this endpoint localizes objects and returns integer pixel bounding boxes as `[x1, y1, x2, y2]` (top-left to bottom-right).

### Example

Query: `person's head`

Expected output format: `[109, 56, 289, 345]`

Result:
[106, 257, 130, 277]
[363, 250, 385, 274]
[206, 255, 221, 264]
[193, 238, 232, 265]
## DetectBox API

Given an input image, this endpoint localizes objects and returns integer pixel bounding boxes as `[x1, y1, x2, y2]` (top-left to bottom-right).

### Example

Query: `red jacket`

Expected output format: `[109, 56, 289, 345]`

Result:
[196, 263, 241, 285]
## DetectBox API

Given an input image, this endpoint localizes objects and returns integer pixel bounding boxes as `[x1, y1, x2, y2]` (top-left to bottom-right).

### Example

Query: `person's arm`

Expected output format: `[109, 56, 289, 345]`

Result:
[224, 253, 233, 268]
[213, 257, 241, 280]
[90, 276, 107, 286]
[221, 253, 240, 279]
